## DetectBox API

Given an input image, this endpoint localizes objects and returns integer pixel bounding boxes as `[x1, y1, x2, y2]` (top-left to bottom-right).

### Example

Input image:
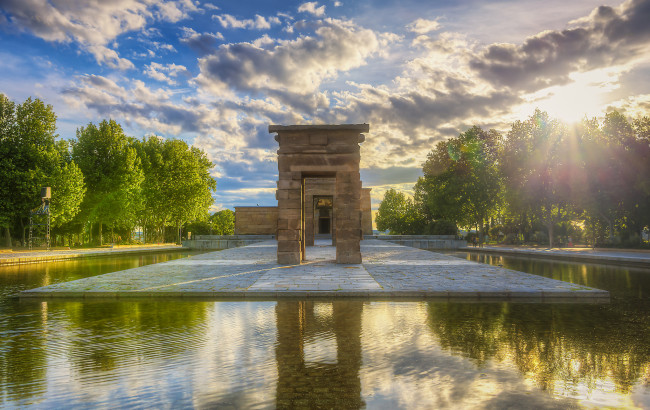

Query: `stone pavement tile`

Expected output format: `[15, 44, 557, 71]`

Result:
[249, 245, 382, 292]
[22, 241, 280, 294]
[360, 240, 607, 296]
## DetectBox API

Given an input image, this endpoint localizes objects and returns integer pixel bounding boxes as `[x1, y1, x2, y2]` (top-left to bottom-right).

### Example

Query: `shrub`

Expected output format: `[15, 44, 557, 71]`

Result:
[425, 220, 457, 235]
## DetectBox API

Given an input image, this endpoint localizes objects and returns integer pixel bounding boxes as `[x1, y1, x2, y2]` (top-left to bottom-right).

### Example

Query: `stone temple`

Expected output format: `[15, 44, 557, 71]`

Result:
[234, 124, 371, 265]
[20, 122, 611, 302]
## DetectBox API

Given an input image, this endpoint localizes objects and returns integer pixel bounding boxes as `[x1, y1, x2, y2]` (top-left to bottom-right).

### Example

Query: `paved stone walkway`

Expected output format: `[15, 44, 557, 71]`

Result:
[16, 240, 609, 301]
[249, 244, 381, 292]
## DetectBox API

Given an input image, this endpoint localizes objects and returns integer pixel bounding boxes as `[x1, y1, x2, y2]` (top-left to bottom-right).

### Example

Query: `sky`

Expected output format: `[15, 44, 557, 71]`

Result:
[1, 0, 649, 212]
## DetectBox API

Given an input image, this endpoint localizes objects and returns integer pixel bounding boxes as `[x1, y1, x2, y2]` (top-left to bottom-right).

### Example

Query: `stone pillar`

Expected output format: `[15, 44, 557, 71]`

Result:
[301, 177, 306, 258]
[335, 171, 363, 263]
[276, 171, 303, 264]
[304, 191, 315, 246]
[361, 188, 372, 235]
[332, 202, 336, 245]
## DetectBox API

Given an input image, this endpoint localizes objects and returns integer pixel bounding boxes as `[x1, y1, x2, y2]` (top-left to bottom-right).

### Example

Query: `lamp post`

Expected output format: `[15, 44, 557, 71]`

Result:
[29, 187, 51, 250]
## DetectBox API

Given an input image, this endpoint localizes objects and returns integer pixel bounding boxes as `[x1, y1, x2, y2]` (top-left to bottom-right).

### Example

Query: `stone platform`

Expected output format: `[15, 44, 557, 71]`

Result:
[16, 240, 609, 301]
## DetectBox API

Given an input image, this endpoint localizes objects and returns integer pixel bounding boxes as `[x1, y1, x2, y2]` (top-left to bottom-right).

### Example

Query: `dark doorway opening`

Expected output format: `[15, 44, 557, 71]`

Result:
[319, 209, 331, 234]
[314, 196, 333, 237]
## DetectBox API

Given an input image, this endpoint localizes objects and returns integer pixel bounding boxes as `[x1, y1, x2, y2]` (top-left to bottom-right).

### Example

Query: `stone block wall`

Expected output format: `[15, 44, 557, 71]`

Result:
[364, 235, 466, 249]
[234, 206, 278, 235]
[183, 235, 274, 249]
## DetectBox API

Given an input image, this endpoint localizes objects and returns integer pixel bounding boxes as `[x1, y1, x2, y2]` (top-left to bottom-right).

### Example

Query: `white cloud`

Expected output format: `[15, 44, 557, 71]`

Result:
[180, 27, 224, 54]
[1, 0, 198, 69]
[62, 75, 207, 136]
[277, 12, 294, 20]
[320, 0, 650, 170]
[334, 1, 342, 7]
[86, 45, 135, 70]
[213, 14, 280, 30]
[144, 62, 189, 85]
[196, 18, 385, 108]
[155, 0, 198, 22]
[251, 34, 276, 48]
[141, 27, 162, 38]
[181, 27, 224, 40]
[60, 73, 296, 151]
[298, 2, 326, 16]
[42, 0, 650, 209]
[407, 18, 441, 34]
[156, 42, 178, 52]
[468, 0, 650, 93]
[604, 93, 650, 118]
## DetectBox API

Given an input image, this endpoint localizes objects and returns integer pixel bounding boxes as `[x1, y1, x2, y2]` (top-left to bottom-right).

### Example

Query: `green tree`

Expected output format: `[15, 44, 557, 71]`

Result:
[577, 116, 623, 243]
[501, 110, 573, 248]
[50, 141, 86, 228]
[165, 140, 216, 244]
[415, 141, 463, 224]
[603, 112, 650, 244]
[210, 209, 234, 235]
[571, 111, 650, 246]
[375, 189, 422, 234]
[0, 95, 85, 247]
[418, 126, 502, 243]
[135, 136, 216, 244]
[632, 115, 650, 239]
[0, 94, 17, 246]
[72, 120, 143, 245]
[133, 136, 166, 243]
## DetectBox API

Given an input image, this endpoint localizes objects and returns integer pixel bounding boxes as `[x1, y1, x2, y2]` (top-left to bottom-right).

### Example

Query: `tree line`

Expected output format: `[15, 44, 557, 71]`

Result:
[376, 109, 650, 248]
[0, 94, 230, 248]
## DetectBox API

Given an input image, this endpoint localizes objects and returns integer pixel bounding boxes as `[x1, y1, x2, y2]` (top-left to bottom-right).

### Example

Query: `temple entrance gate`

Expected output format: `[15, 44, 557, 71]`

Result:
[270, 124, 368, 264]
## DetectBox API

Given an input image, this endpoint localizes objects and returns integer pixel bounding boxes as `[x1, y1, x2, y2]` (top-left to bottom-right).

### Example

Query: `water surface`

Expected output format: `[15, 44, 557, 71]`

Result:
[0, 250, 648, 408]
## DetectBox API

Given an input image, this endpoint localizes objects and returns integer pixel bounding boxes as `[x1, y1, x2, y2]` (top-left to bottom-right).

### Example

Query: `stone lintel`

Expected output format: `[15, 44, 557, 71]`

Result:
[288, 165, 358, 174]
[269, 124, 369, 133]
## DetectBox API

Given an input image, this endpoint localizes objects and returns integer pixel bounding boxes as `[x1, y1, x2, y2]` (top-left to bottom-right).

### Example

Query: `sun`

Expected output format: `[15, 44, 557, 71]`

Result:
[539, 84, 603, 123]
[516, 69, 619, 124]
[536, 82, 605, 123]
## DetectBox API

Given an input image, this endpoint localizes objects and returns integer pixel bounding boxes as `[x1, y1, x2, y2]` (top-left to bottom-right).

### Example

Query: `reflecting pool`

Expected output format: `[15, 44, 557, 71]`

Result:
[0, 251, 648, 408]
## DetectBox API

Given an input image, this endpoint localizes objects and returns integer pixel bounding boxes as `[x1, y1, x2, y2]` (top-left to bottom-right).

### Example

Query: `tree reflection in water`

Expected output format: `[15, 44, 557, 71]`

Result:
[427, 301, 650, 395]
[0, 250, 206, 404]
[60, 300, 211, 374]
[0, 299, 211, 404]
[459, 252, 650, 300]
[0, 301, 48, 403]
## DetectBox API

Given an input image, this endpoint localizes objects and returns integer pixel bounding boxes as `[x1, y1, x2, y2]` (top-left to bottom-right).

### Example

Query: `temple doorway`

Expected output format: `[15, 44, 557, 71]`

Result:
[315, 196, 333, 236]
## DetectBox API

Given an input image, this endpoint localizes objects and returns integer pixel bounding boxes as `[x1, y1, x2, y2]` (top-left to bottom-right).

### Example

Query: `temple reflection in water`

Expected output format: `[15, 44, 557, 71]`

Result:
[275, 301, 364, 408]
